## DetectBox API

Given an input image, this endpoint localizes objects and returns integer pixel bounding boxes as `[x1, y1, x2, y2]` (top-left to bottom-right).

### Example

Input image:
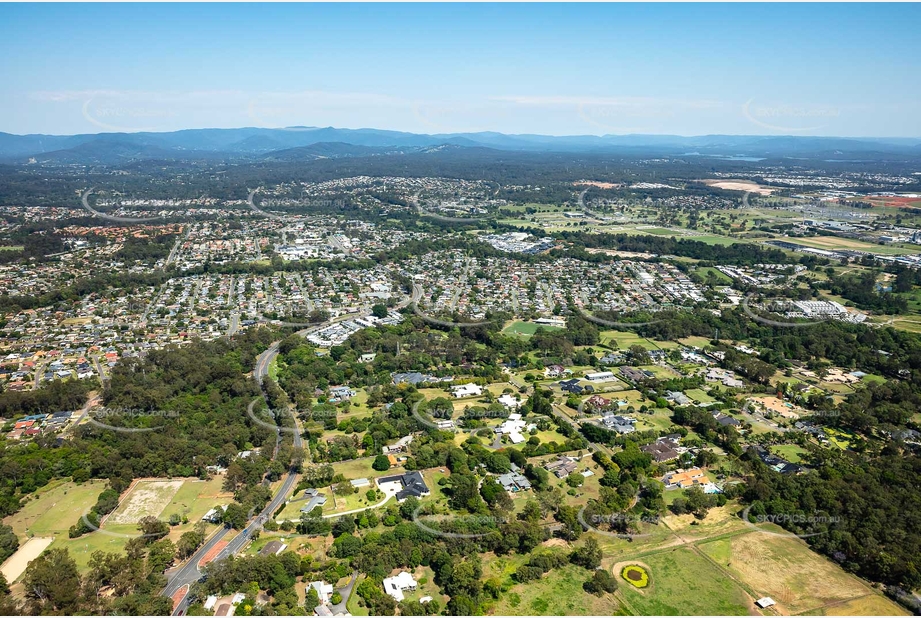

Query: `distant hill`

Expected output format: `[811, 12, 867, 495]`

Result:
[2, 126, 920, 165]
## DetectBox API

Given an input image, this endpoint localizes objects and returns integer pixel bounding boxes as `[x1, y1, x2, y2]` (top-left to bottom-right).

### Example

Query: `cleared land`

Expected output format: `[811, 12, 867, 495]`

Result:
[108, 479, 184, 524]
[615, 546, 753, 615]
[0, 536, 54, 583]
[703, 179, 776, 195]
[699, 531, 907, 616]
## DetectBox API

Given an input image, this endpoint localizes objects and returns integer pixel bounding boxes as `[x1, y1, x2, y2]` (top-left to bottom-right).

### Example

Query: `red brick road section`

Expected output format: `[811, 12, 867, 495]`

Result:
[198, 540, 229, 569]
[171, 585, 189, 612]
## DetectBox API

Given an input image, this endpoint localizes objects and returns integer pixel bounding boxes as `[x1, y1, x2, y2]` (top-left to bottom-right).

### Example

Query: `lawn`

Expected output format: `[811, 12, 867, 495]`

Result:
[679, 336, 714, 348]
[771, 444, 808, 463]
[502, 320, 564, 337]
[4, 479, 108, 539]
[698, 531, 906, 615]
[684, 388, 716, 404]
[615, 547, 752, 616]
[825, 427, 855, 450]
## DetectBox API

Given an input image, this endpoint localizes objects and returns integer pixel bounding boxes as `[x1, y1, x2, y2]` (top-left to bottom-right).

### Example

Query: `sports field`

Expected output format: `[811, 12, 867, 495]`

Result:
[4, 478, 108, 538]
[502, 320, 564, 336]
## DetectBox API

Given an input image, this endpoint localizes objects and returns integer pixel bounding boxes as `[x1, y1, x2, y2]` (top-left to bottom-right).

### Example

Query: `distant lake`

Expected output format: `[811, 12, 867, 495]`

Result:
[681, 152, 766, 162]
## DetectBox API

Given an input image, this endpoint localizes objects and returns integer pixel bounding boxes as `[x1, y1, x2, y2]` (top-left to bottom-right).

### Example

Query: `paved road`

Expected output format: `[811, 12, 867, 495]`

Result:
[328, 571, 359, 615]
[166, 283, 417, 614]
[166, 344, 302, 615]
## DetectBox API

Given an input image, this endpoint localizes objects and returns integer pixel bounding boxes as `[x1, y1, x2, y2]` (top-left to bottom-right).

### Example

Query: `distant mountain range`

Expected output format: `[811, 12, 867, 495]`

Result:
[2, 126, 920, 165]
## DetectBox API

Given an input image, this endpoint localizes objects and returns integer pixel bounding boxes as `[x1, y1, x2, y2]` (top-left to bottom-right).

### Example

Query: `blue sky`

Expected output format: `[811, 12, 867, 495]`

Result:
[1, 3, 919, 137]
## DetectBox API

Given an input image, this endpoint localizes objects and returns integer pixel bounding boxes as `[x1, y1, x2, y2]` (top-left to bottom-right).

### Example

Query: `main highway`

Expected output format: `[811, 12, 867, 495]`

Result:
[164, 282, 418, 614]
[164, 345, 302, 615]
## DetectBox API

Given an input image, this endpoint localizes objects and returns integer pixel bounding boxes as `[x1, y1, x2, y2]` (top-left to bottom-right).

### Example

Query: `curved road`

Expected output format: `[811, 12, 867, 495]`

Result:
[165, 280, 418, 614]
[165, 344, 302, 615]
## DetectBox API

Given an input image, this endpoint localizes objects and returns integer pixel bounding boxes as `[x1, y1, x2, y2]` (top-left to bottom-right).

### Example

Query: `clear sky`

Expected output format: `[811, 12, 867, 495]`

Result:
[1, 3, 919, 137]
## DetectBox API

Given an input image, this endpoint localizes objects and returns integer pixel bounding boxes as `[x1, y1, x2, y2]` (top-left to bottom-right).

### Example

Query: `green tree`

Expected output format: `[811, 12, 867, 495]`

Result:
[372, 454, 391, 471]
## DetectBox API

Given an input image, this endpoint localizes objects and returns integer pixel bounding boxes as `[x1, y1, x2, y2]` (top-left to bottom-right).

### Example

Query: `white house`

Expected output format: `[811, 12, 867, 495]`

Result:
[383, 571, 418, 602]
[308, 581, 335, 604]
[586, 371, 615, 382]
[497, 394, 520, 410]
[497, 413, 527, 444]
[452, 383, 483, 398]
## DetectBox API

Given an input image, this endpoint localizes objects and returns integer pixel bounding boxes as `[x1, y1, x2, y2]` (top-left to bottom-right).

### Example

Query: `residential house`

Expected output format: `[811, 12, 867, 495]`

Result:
[259, 540, 287, 556]
[545, 456, 578, 478]
[601, 414, 636, 434]
[496, 471, 532, 492]
[308, 581, 335, 605]
[641, 437, 680, 463]
[377, 471, 430, 502]
[383, 571, 417, 602]
[452, 383, 483, 398]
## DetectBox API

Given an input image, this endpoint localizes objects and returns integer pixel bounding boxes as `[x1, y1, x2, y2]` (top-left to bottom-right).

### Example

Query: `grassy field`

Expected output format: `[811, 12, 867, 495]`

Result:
[771, 444, 808, 463]
[615, 547, 753, 615]
[157, 476, 231, 526]
[4, 479, 108, 539]
[638, 364, 679, 380]
[502, 320, 564, 337]
[698, 531, 907, 616]
[695, 266, 733, 284]
[769, 235, 921, 256]
[331, 457, 396, 481]
[684, 388, 716, 404]
[600, 330, 676, 351]
[678, 336, 713, 348]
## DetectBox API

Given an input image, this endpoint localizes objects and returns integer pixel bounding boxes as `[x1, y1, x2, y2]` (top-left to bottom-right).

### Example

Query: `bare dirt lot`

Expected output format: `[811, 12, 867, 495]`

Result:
[575, 181, 623, 189]
[704, 179, 775, 195]
[108, 479, 184, 524]
[0, 536, 53, 583]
